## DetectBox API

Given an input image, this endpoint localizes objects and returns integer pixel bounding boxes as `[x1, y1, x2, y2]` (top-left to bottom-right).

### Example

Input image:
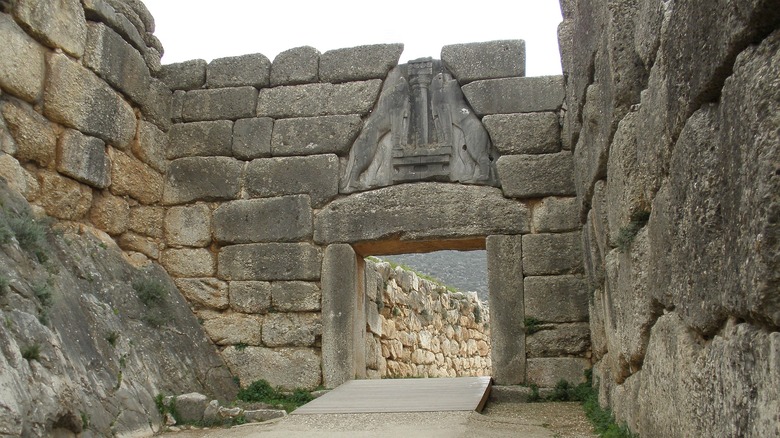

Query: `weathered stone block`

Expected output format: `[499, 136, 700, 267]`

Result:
[207, 53, 271, 88]
[526, 323, 591, 358]
[218, 243, 322, 281]
[322, 244, 358, 387]
[532, 197, 580, 233]
[245, 155, 338, 208]
[522, 232, 583, 276]
[165, 204, 211, 247]
[441, 40, 525, 84]
[256, 80, 382, 118]
[161, 248, 215, 277]
[526, 357, 589, 387]
[482, 113, 561, 155]
[270, 46, 319, 86]
[139, 78, 172, 132]
[13, 0, 87, 57]
[182, 87, 258, 122]
[171, 89, 185, 123]
[1, 100, 57, 167]
[171, 393, 208, 424]
[83, 23, 149, 107]
[222, 346, 321, 391]
[0, 154, 38, 200]
[319, 44, 403, 83]
[133, 121, 167, 174]
[315, 183, 529, 244]
[271, 281, 321, 312]
[0, 13, 46, 102]
[228, 281, 272, 314]
[262, 313, 321, 347]
[45, 53, 136, 149]
[167, 120, 233, 159]
[201, 312, 263, 346]
[81, 0, 146, 53]
[108, 149, 163, 204]
[461, 76, 564, 116]
[213, 196, 312, 244]
[36, 171, 92, 220]
[158, 59, 207, 91]
[163, 157, 243, 205]
[174, 278, 228, 310]
[497, 153, 576, 198]
[128, 206, 164, 238]
[90, 191, 129, 235]
[524, 275, 588, 322]
[118, 231, 159, 259]
[271, 115, 362, 157]
[486, 235, 525, 385]
[232, 117, 272, 160]
[57, 129, 110, 189]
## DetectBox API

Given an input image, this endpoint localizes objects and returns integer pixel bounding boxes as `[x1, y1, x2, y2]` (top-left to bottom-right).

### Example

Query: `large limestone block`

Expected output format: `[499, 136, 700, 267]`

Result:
[522, 232, 582, 276]
[524, 275, 588, 323]
[182, 87, 258, 122]
[108, 149, 163, 204]
[161, 248, 215, 277]
[441, 40, 525, 84]
[319, 44, 403, 83]
[270, 46, 319, 86]
[89, 192, 129, 236]
[461, 76, 564, 116]
[139, 77, 172, 132]
[163, 157, 243, 204]
[606, 111, 647, 244]
[321, 244, 358, 387]
[13, 0, 87, 57]
[35, 171, 92, 220]
[213, 196, 312, 244]
[526, 357, 589, 387]
[118, 231, 159, 259]
[207, 53, 271, 88]
[128, 206, 164, 238]
[222, 346, 321, 391]
[532, 197, 579, 233]
[165, 204, 212, 247]
[498, 152, 575, 199]
[167, 120, 233, 159]
[81, 0, 146, 53]
[271, 115, 362, 157]
[486, 235, 525, 385]
[228, 281, 272, 314]
[57, 129, 111, 189]
[572, 84, 611, 209]
[0, 13, 46, 102]
[256, 80, 382, 118]
[44, 53, 136, 149]
[232, 117, 273, 160]
[315, 183, 529, 245]
[133, 120, 168, 174]
[159, 59, 207, 91]
[482, 113, 561, 155]
[262, 313, 321, 347]
[174, 278, 228, 310]
[0, 154, 38, 199]
[1, 100, 57, 167]
[271, 281, 321, 312]
[83, 23, 149, 107]
[525, 323, 590, 358]
[244, 155, 338, 208]
[200, 312, 263, 346]
[218, 243, 322, 281]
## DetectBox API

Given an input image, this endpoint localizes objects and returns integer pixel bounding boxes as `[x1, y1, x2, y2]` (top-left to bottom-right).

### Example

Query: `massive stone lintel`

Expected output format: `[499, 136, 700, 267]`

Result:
[341, 59, 500, 193]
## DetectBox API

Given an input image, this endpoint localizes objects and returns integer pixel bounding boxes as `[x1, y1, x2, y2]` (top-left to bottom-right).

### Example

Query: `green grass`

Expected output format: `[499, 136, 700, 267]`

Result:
[21, 343, 41, 361]
[106, 331, 119, 347]
[133, 278, 169, 327]
[615, 210, 651, 253]
[0, 275, 9, 295]
[237, 379, 314, 413]
[524, 317, 544, 334]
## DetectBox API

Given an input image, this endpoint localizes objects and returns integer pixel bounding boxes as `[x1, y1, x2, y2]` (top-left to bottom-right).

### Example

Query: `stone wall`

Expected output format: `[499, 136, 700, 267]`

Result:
[363, 259, 491, 379]
[559, 0, 779, 436]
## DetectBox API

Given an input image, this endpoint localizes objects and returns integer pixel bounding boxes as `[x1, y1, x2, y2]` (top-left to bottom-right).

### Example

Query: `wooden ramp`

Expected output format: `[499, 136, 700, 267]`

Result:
[293, 376, 492, 415]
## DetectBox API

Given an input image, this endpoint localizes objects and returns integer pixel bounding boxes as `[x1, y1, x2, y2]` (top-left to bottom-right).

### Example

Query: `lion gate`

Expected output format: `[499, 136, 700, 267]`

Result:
[159, 41, 589, 390]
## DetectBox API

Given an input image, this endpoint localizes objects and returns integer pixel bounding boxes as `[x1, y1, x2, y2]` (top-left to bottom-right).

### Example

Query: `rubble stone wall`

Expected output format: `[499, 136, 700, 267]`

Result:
[559, 0, 780, 436]
[363, 259, 491, 379]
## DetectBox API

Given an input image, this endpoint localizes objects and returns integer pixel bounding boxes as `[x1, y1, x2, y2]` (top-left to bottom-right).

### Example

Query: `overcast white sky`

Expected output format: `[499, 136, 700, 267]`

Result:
[142, 0, 564, 77]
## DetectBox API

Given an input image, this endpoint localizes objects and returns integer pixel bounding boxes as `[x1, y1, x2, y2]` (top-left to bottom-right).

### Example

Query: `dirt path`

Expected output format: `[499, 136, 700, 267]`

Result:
[163, 401, 596, 437]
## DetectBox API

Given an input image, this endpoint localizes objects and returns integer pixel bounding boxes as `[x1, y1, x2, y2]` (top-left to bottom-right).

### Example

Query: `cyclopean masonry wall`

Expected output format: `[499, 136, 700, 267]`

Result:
[559, 0, 779, 436]
[159, 40, 589, 390]
[363, 259, 491, 379]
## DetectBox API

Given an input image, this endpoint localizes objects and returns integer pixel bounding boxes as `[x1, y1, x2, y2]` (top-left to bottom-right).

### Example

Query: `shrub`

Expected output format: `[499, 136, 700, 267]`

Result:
[106, 332, 119, 347]
[237, 379, 314, 413]
[6, 212, 47, 254]
[0, 275, 9, 295]
[21, 343, 40, 361]
[133, 278, 166, 306]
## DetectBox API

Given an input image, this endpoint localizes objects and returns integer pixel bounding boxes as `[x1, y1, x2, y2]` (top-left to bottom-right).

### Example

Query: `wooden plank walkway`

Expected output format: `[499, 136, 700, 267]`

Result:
[292, 377, 493, 415]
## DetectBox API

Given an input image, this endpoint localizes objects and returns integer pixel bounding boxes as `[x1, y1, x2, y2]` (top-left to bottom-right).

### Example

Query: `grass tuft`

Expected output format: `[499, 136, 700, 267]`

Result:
[237, 379, 314, 413]
[524, 317, 544, 335]
[615, 210, 651, 253]
[21, 343, 41, 361]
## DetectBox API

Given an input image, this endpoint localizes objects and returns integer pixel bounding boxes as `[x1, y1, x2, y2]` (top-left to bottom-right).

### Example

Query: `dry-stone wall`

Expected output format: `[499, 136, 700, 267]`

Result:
[363, 259, 491, 379]
[559, 0, 779, 436]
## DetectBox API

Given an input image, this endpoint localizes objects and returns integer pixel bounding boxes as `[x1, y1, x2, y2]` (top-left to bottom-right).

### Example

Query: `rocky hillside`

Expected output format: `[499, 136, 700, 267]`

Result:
[378, 250, 488, 300]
